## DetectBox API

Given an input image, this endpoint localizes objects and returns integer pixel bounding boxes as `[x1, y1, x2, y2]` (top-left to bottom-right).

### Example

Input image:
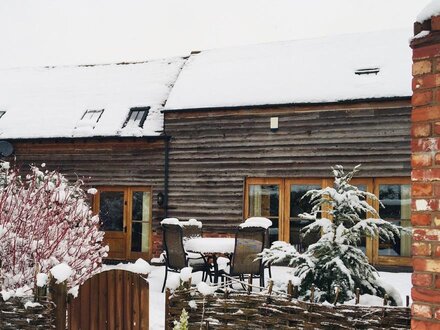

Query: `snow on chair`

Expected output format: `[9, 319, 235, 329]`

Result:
[180, 218, 203, 243]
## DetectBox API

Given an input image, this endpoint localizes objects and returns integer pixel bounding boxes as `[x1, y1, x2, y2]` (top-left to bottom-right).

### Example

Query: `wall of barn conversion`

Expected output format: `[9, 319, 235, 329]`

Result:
[164, 101, 412, 233]
[7, 138, 166, 257]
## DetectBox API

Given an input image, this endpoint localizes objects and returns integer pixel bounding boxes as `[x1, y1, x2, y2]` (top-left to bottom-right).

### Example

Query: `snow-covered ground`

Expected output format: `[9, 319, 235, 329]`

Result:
[147, 265, 411, 329]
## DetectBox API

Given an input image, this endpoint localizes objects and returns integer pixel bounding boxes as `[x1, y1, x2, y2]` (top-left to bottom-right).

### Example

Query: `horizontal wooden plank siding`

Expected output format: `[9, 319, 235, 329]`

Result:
[8, 138, 166, 228]
[165, 103, 412, 231]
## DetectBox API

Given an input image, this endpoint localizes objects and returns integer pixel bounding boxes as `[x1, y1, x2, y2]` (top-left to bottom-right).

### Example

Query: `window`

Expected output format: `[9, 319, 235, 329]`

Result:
[75, 109, 104, 129]
[376, 179, 411, 259]
[244, 177, 411, 266]
[123, 107, 149, 128]
[0, 111, 6, 119]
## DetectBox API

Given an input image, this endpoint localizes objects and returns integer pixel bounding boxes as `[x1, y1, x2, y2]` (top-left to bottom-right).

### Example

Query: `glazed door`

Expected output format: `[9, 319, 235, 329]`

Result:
[284, 179, 324, 252]
[97, 188, 127, 259]
[96, 187, 152, 260]
[245, 178, 283, 245]
[350, 178, 375, 263]
[127, 188, 152, 260]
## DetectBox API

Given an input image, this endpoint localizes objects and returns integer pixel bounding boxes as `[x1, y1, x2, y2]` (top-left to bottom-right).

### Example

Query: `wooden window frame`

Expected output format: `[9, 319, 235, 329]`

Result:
[244, 178, 284, 239]
[373, 177, 411, 267]
[244, 177, 411, 267]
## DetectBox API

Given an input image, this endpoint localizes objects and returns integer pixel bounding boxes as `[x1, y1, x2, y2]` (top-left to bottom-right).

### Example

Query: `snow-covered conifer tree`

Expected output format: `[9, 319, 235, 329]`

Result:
[287, 165, 403, 305]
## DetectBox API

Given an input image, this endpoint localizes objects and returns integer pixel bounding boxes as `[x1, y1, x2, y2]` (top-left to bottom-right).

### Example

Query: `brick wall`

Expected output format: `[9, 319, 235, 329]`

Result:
[411, 15, 440, 329]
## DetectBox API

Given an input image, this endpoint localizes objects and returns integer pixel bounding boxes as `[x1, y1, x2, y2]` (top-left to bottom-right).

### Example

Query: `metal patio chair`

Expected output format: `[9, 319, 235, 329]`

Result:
[244, 217, 273, 278]
[161, 223, 212, 292]
[218, 226, 266, 290]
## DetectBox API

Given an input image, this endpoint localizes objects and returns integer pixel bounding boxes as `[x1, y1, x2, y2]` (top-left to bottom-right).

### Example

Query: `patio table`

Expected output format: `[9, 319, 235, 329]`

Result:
[185, 237, 235, 284]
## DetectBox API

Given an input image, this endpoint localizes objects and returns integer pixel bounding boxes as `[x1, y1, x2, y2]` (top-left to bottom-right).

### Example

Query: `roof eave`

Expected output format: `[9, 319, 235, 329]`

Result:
[162, 96, 412, 113]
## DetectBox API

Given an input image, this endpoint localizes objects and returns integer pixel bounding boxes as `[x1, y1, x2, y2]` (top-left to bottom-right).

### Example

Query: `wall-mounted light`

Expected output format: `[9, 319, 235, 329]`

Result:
[270, 117, 279, 132]
[157, 192, 165, 207]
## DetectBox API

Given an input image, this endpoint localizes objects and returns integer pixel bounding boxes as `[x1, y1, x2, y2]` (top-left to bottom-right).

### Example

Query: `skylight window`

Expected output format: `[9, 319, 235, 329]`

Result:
[0, 111, 6, 119]
[123, 107, 149, 128]
[75, 109, 104, 130]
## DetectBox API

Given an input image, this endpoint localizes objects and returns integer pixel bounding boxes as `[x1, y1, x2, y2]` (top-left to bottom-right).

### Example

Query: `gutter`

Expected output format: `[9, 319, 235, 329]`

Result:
[161, 96, 411, 113]
[163, 133, 171, 218]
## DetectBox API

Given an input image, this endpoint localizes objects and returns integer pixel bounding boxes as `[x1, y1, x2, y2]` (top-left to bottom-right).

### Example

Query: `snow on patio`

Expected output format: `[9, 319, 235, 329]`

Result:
[147, 265, 411, 329]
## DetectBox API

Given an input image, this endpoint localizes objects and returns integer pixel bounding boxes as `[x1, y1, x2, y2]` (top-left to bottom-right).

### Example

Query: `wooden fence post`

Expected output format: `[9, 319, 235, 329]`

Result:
[50, 277, 67, 330]
[165, 288, 170, 330]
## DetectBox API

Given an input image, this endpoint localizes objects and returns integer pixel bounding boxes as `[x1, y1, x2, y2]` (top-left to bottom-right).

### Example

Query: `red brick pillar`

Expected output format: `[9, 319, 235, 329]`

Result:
[411, 16, 440, 329]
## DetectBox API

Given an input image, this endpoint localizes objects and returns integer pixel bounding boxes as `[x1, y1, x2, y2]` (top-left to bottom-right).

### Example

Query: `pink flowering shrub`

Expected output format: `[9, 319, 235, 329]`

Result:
[0, 163, 108, 293]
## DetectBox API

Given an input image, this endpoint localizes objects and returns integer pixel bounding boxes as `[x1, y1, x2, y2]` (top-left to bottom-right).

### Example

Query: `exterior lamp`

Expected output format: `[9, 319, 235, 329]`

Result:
[270, 117, 279, 132]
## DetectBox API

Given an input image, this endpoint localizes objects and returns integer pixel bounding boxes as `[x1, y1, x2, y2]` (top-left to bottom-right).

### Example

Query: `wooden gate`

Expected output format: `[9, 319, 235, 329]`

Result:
[68, 270, 149, 330]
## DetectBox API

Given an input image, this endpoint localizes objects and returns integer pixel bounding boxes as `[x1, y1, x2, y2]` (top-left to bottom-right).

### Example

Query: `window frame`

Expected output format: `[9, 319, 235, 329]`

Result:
[123, 107, 150, 128]
[244, 177, 411, 266]
[373, 177, 411, 266]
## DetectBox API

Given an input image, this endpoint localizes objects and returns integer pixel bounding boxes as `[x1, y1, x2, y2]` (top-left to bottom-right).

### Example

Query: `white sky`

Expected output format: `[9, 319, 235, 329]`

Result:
[0, 0, 431, 69]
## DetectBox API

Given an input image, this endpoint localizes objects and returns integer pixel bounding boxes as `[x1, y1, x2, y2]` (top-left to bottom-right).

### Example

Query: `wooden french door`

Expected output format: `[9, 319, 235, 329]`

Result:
[94, 187, 152, 260]
[284, 179, 328, 252]
[244, 178, 284, 245]
[245, 177, 411, 266]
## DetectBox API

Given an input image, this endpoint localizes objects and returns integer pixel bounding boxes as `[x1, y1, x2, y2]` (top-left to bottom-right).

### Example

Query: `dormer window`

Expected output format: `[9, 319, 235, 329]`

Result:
[75, 109, 104, 130]
[123, 107, 149, 128]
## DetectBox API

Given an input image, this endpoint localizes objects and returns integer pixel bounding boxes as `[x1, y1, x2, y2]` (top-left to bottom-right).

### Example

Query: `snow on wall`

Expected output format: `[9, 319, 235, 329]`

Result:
[164, 29, 412, 110]
[0, 58, 185, 139]
[417, 0, 440, 23]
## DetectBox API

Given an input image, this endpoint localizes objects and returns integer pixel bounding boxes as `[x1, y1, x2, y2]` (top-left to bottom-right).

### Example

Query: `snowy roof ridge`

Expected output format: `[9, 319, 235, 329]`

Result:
[0, 56, 187, 139]
[164, 28, 413, 111]
[0, 55, 187, 73]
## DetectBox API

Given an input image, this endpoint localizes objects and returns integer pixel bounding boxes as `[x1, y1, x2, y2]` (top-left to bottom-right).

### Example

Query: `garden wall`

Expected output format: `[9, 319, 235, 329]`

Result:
[166, 288, 411, 330]
[411, 14, 440, 328]
[0, 295, 55, 329]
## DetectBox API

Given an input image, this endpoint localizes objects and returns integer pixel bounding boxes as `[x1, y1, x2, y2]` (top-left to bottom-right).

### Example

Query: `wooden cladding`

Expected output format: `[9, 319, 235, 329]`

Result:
[9, 139, 166, 230]
[164, 104, 411, 232]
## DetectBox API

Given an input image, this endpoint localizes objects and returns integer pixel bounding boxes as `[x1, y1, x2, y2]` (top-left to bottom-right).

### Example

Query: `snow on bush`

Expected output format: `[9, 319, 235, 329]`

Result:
[259, 241, 298, 267]
[0, 163, 108, 296]
[266, 165, 404, 305]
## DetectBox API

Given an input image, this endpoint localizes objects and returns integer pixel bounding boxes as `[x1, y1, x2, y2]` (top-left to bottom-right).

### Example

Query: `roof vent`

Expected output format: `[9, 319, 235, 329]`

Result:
[354, 68, 380, 75]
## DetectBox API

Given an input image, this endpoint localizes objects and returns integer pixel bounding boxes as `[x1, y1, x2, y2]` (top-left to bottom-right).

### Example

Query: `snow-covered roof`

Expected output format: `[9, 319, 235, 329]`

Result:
[417, 0, 440, 23]
[164, 29, 412, 111]
[0, 58, 185, 139]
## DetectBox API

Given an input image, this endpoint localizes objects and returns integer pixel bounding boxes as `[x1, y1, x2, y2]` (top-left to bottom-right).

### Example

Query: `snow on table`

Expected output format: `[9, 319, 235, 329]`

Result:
[184, 237, 235, 254]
